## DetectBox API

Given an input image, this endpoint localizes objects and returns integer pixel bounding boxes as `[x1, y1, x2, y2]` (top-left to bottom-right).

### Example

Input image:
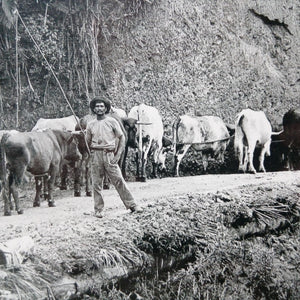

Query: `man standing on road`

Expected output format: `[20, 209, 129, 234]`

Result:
[86, 97, 142, 218]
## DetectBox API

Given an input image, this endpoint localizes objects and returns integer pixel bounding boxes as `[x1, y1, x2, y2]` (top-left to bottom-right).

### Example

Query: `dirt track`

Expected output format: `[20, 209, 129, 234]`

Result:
[0, 170, 299, 299]
[0, 170, 299, 230]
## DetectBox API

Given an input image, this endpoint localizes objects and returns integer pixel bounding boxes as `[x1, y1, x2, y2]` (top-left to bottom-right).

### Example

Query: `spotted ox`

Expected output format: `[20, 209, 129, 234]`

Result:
[173, 115, 230, 177]
[234, 108, 274, 174]
[127, 104, 166, 181]
[282, 108, 300, 170]
[0, 130, 81, 215]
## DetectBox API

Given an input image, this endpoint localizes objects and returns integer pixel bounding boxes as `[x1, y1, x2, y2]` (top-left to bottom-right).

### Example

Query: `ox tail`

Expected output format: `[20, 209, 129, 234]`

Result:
[234, 114, 247, 155]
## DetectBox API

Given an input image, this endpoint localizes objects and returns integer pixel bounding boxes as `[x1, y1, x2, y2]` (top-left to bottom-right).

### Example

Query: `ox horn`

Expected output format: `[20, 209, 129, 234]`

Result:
[271, 130, 283, 136]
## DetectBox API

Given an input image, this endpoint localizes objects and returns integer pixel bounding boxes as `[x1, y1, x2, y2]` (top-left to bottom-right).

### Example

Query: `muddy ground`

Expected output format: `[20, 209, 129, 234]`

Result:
[0, 170, 299, 299]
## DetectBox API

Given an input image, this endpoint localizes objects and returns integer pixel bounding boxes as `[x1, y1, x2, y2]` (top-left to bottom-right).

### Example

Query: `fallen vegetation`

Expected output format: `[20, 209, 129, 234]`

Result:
[0, 180, 299, 299]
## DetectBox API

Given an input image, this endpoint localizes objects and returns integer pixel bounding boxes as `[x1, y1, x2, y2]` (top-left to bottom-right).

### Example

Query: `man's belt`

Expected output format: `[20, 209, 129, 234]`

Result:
[91, 148, 115, 153]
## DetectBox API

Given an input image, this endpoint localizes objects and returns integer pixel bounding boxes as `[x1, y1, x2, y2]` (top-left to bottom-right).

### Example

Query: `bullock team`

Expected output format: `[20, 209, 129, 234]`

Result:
[0, 104, 299, 216]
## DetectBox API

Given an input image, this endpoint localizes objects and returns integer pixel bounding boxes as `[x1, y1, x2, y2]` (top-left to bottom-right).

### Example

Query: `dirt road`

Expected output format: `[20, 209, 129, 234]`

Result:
[0, 170, 299, 229]
[0, 170, 299, 299]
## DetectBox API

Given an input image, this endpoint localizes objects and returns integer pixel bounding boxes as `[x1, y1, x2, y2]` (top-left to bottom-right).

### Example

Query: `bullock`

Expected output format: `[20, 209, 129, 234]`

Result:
[111, 107, 127, 118]
[0, 130, 20, 209]
[282, 108, 300, 170]
[173, 115, 230, 177]
[234, 108, 273, 174]
[31, 115, 79, 131]
[31, 115, 80, 190]
[0, 130, 81, 215]
[127, 104, 165, 181]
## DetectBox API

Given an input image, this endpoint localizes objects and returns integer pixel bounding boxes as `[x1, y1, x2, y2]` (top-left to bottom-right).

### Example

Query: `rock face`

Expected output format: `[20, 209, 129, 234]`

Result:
[98, 0, 299, 127]
[0, 1, 298, 175]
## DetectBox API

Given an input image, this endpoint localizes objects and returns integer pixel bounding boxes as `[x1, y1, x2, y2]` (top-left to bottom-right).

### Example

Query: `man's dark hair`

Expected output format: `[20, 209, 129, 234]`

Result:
[89, 97, 111, 114]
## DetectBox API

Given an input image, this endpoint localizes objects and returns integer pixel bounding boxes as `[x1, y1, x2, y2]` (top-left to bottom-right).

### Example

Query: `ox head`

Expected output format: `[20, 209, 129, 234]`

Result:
[64, 132, 82, 162]
[122, 118, 138, 148]
[69, 130, 90, 156]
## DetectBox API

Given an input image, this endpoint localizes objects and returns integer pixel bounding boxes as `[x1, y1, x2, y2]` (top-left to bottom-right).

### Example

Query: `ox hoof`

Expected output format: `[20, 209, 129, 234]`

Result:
[86, 191, 92, 197]
[136, 176, 146, 182]
[4, 211, 12, 216]
[74, 191, 81, 197]
[103, 184, 110, 190]
[17, 209, 24, 215]
[48, 201, 56, 207]
[33, 202, 40, 207]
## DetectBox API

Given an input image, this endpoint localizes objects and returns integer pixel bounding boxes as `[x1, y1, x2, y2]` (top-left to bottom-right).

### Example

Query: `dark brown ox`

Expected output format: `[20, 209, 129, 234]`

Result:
[173, 115, 230, 177]
[282, 108, 300, 170]
[0, 130, 81, 215]
[31, 115, 80, 190]
[234, 108, 273, 174]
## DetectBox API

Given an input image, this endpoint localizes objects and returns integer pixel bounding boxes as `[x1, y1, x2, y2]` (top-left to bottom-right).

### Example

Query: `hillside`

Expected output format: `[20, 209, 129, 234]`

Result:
[0, 0, 299, 131]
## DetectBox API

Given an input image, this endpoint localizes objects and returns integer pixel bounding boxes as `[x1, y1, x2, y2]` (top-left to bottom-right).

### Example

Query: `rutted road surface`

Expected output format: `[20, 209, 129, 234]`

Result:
[0, 170, 299, 229]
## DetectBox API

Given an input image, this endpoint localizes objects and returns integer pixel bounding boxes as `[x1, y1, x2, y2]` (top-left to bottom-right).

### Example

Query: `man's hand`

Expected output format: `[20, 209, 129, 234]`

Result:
[110, 154, 120, 164]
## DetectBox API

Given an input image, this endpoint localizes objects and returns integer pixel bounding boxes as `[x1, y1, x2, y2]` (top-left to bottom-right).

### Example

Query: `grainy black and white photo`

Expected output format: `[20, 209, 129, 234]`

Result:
[0, 0, 299, 299]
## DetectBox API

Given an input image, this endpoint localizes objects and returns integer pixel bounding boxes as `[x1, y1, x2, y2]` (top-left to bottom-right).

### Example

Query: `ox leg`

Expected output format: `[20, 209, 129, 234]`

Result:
[60, 164, 68, 190]
[174, 144, 191, 177]
[46, 169, 56, 207]
[237, 145, 246, 173]
[258, 141, 271, 172]
[3, 179, 12, 216]
[151, 142, 161, 179]
[140, 151, 147, 182]
[151, 162, 158, 178]
[74, 160, 82, 197]
[33, 177, 43, 207]
[43, 175, 49, 199]
[3, 172, 23, 216]
[135, 150, 141, 181]
[202, 154, 209, 173]
[247, 144, 256, 174]
[85, 156, 92, 196]
[11, 187, 22, 214]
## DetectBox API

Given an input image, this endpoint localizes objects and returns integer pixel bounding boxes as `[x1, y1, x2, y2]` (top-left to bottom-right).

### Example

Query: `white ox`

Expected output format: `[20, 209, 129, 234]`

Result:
[31, 115, 79, 132]
[128, 103, 165, 181]
[173, 115, 230, 177]
[234, 108, 272, 174]
[111, 107, 127, 118]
